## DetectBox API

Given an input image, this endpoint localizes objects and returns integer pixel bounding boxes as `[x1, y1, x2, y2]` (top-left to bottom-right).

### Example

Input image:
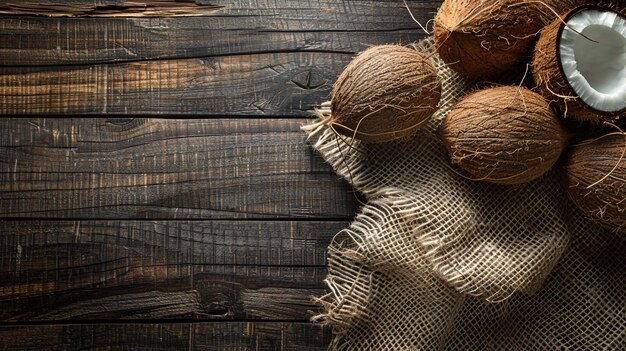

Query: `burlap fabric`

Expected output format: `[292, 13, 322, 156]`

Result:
[302, 40, 625, 350]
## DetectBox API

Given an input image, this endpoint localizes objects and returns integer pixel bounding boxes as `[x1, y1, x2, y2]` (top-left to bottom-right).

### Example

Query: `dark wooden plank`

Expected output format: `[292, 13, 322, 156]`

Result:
[0, 322, 331, 350]
[0, 0, 437, 65]
[0, 220, 345, 321]
[0, 0, 224, 17]
[0, 53, 348, 115]
[0, 118, 358, 218]
[0, 0, 437, 115]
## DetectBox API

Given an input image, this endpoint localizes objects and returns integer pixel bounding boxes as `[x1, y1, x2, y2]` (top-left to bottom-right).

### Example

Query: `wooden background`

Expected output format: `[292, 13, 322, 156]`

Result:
[0, 1, 438, 349]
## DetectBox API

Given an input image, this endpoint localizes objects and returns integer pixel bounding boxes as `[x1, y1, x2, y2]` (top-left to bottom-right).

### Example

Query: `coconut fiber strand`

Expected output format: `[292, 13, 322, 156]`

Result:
[302, 40, 625, 350]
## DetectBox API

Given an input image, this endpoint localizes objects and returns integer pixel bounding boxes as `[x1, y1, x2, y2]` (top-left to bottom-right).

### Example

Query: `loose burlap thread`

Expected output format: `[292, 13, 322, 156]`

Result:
[302, 40, 625, 350]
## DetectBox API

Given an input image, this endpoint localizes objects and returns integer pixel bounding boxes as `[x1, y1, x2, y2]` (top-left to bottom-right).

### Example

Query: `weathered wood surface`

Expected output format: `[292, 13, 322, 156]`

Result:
[0, 54, 349, 115]
[0, 0, 435, 115]
[0, 0, 444, 348]
[0, 322, 331, 350]
[0, 0, 436, 65]
[0, 118, 358, 218]
[0, 220, 345, 321]
[0, 0, 224, 18]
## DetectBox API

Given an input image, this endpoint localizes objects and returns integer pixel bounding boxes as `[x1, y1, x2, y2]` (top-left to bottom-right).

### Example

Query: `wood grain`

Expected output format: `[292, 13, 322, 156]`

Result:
[0, 53, 347, 115]
[0, 118, 358, 218]
[0, 0, 436, 115]
[0, 0, 447, 349]
[0, 322, 331, 350]
[0, 220, 345, 321]
[0, 0, 436, 65]
[0, 1, 223, 18]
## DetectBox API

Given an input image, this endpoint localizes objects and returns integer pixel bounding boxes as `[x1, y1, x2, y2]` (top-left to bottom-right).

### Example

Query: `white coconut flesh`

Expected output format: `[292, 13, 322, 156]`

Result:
[559, 9, 626, 113]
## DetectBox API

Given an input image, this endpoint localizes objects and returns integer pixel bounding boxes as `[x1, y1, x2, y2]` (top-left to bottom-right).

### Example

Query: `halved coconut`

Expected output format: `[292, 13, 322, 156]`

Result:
[533, 5, 626, 122]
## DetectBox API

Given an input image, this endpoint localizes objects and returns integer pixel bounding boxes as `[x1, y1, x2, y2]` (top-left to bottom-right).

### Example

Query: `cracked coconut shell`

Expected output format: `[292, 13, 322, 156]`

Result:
[439, 86, 570, 185]
[433, 0, 546, 79]
[330, 45, 442, 143]
[562, 133, 626, 234]
[533, 5, 626, 123]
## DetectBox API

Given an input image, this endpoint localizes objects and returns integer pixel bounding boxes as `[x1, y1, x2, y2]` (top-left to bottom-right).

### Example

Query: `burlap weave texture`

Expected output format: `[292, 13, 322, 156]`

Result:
[302, 40, 625, 350]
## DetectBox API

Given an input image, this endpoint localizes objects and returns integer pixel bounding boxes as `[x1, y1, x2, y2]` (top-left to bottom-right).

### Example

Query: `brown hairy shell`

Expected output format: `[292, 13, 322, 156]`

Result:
[433, 0, 546, 79]
[475, 61, 536, 89]
[532, 5, 626, 123]
[541, 0, 587, 20]
[562, 134, 626, 233]
[330, 45, 441, 143]
[439, 86, 570, 185]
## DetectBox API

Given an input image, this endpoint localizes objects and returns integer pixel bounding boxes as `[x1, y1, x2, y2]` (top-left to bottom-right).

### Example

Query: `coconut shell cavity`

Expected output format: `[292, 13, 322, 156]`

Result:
[439, 86, 570, 185]
[533, 5, 626, 122]
[330, 45, 442, 143]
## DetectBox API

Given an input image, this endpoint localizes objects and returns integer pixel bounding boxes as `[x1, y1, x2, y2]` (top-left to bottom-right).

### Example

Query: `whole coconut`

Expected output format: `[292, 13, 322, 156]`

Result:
[330, 45, 441, 143]
[533, 5, 626, 122]
[439, 86, 570, 185]
[562, 133, 626, 233]
[433, 0, 546, 79]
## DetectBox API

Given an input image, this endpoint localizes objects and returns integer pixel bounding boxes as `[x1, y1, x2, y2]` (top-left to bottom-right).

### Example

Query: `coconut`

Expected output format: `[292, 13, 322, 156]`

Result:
[330, 45, 441, 143]
[439, 86, 570, 185]
[533, 5, 626, 123]
[542, 0, 587, 20]
[476, 61, 536, 89]
[433, 0, 546, 79]
[562, 133, 626, 233]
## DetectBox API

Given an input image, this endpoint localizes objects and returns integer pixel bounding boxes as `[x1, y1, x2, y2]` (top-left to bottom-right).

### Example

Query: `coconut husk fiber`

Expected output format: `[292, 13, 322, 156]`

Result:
[439, 86, 570, 185]
[331, 45, 441, 143]
[302, 39, 625, 350]
[432, 0, 540, 79]
[562, 133, 626, 234]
